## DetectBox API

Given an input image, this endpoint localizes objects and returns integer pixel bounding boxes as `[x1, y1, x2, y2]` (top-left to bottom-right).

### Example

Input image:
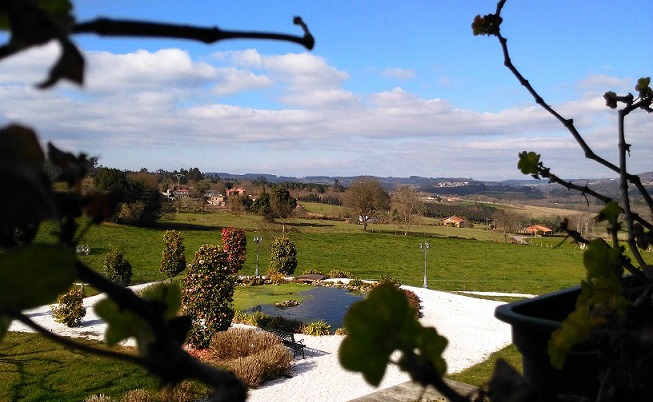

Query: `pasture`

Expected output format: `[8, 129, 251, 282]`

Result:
[36, 205, 589, 295]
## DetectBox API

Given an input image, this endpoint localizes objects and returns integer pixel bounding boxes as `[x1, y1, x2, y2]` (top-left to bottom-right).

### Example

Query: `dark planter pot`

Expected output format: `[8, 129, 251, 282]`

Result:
[495, 286, 600, 400]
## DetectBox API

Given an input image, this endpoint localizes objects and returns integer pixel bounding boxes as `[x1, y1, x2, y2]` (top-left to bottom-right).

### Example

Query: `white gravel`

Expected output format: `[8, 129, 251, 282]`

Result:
[8, 284, 513, 401]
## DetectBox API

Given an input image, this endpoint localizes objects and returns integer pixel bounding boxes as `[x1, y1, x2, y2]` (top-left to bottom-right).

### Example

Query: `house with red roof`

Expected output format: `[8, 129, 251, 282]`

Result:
[441, 216, 466, 228]
[524, 225, 553, 236]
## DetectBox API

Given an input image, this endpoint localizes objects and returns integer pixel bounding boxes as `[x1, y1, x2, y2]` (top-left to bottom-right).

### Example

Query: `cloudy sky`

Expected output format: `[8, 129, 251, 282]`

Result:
[0, 1, 651, 180]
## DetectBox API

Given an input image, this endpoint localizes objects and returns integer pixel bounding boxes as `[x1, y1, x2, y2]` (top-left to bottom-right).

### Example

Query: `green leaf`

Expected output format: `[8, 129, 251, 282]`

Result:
[517, 151, 541, 178]
[416, 327, 448, 377]
[548, 239, 629, 369]
[339, 283, 448, 386]
[94, 297, 142, 346]
[140, 282, 181, 320]
[0, 125, 56, 227]
[95, 283, 182, 348]
[0, 244, 76, 311]
[583, 238, 621, 280]
[595, 201, 622, 227]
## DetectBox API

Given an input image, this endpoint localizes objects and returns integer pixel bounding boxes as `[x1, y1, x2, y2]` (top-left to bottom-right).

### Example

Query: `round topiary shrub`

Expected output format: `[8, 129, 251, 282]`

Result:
[182, 244, 236, 348]
[268, 237, 297, 276]
[103, 247, 132, 285]
[51, 286, 86, 327]
[160, 230, 186, 278]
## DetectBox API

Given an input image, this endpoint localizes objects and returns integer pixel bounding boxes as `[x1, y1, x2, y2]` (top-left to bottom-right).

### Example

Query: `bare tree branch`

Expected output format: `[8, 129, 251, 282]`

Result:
[72, 17, 314, 50]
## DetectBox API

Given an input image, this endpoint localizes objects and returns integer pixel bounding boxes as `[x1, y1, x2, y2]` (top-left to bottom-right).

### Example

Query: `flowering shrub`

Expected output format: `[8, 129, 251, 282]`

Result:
[160, 230, 186, 278]
[268, 237, 297, 276]
[221, 227, 247, 273]
[51, 286, 86, 327]
[182, 244, 236, 348]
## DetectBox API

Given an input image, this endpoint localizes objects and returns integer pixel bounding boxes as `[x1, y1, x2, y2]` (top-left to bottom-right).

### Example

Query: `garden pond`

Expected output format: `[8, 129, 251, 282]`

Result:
[245, 286, 365, 330]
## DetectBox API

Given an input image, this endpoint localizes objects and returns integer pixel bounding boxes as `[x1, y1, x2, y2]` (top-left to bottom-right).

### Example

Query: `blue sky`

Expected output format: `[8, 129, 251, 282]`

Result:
[0, 1, 651, 180]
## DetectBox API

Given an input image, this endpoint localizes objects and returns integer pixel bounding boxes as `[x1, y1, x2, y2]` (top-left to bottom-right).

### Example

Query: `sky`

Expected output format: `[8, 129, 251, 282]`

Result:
[0, 1, 651, 181]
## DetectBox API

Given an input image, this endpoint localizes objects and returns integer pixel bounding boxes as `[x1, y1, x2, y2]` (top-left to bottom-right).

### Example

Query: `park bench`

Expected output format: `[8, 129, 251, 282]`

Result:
[262, 327, 305, 359]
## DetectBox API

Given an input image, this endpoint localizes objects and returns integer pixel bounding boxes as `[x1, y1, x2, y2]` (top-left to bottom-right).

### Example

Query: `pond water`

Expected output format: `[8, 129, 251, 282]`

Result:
[246, 286, 365, 330]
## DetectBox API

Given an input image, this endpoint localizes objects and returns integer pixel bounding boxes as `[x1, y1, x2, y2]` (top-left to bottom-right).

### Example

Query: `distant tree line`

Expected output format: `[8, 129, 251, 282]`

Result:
[296, 193, 342, 206]
[423, 202, 496, 224]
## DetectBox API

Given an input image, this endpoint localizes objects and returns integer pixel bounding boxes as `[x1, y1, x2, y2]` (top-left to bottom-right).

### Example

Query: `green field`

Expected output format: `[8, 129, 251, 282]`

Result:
[40, 210, 586, 295]
[7, 206, 593, 399]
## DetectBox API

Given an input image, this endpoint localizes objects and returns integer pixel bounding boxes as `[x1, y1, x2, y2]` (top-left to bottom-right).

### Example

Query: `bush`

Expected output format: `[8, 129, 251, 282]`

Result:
[182, 244, 236, 349]
[51, 286, 86, 327]
[327, 269, 352, 278]
[334, 327, 347, 335]
[303, 320, 331, 336]
[347, 278, 374, 292]
[103, 247, 132, 285]
[265, 270, 288, 284]
[221, 227, 247, 273]
[160, 230, 185, 278]
[403, 289, 423, 318]
[236, 276, 265, 286]
[207, 328, 293, 388]
[302, 269, 324, 275]
[378, 274, 401, 288]
[268, 237, 297, 276]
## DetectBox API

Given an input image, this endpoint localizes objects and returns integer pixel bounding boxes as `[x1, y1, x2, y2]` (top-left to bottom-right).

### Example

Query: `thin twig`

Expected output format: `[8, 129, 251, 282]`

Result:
[494, 6, 653, 216]
[72, 17, 314, 50]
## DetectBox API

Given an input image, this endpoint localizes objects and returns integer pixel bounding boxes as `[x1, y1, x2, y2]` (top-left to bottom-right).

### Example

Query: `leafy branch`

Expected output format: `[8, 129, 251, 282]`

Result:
[475, 1, 653, 270]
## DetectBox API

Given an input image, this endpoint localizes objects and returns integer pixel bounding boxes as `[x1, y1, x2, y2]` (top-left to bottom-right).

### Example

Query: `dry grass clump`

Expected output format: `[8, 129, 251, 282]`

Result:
[210, 328, 280, 359]
[120, 389, 154, 402]
[116, 382, 206, 402]
[208, 328, 293, 388]
[84, 395, 114, 402]
[218, 344, 293, 388]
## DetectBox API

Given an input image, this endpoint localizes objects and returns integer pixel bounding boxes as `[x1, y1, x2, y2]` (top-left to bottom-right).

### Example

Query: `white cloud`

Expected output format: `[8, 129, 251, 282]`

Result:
[0, 45, 645, 180]
[381, 68, 415, 80]
[216, 50, 349, 91]
[211, 67, 272, 96]
[85, 48, 218, 92]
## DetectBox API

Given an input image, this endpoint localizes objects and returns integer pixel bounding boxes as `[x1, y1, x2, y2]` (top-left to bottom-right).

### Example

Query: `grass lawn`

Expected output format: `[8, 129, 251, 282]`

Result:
[0, 332, 157, 402]
[447, 344, 522, 388]
[36, 211, 587, 295]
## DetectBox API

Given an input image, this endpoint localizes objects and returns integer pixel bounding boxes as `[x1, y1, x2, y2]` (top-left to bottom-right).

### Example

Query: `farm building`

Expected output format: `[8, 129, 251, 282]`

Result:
[441, 216, 466, 228]
[524, 225, 553, 236]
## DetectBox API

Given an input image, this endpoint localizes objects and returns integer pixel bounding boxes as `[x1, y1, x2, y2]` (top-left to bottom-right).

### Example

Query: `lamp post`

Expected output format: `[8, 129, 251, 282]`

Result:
[253, 236, 263, 277]
[419, 242, 429, 288]
[76, 244, 90, 292]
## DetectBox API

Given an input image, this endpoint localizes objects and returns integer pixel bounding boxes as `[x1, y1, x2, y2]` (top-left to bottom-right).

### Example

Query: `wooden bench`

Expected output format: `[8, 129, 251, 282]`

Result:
[262, 327, 305, 359]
